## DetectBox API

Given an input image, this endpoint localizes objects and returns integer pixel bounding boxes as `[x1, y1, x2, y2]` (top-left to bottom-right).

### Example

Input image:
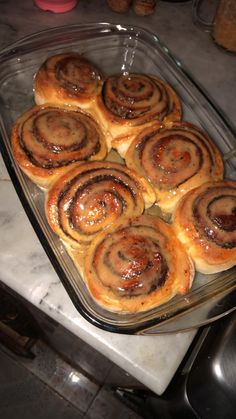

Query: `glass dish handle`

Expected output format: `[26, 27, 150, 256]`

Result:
[0, 29, 50, 54]
[192, 0, 214, 32]
[0, 24, 104, 56]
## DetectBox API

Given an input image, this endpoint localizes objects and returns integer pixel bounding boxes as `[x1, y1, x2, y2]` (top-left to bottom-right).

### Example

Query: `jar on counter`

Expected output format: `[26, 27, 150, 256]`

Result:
[192, 0, 236, 54]
[106, 0, 132, 13]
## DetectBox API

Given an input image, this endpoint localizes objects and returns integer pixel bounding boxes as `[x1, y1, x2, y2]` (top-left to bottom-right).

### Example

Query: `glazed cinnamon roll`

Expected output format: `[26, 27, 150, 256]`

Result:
[84, 214, 195, 313]
[11, 104, 107, 188]
[95, 73, 181, 157]
[173, 180, 236, 274]
[125, 122, 224, 213]
[45, 161, 155, 250]
[34, 52, 103, 112]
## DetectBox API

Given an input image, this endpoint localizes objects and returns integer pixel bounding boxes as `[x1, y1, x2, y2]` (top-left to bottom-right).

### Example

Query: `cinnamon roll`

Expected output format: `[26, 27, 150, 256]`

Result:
[11, 104, 107, 188]
[45, 161, 155, 250]
[95, 73, 181, 157]
[84, 214, 195, 313]
[125, 122, 224, 213]
[173, 180, 236, 274]
[34, 52, 103, 112]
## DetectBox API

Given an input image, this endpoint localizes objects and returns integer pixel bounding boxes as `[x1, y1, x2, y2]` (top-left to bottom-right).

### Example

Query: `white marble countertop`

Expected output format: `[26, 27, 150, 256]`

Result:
[0, 0, 235, 396]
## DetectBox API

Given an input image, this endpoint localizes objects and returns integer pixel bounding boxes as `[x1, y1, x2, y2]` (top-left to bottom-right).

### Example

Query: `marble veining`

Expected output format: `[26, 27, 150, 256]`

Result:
[0, 0, 235, 396]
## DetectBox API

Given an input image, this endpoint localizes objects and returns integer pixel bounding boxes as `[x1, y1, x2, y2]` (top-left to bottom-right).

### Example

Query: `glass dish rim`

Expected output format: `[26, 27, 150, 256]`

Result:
[0, 21, 235, 335]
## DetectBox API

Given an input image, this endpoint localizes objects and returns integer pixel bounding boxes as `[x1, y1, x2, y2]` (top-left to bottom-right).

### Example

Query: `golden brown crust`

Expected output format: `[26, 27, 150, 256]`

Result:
[45, 161, 155, 250]
[173, 180, 236, 274]
[84, 214, 195, 313]
[125, 121, 224, 213]
[94, 73, 182, 157]
[34, 52, 103, 112]
[11, 104, 108, 188]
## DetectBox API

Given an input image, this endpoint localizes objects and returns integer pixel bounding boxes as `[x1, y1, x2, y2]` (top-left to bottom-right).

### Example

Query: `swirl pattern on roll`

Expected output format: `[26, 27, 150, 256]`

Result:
[46, 161, 148, 249]
[11, 105, 107, 187]
[34, 52, 103, 108]
[95, 73, 181, 157]
[85, 215, 194, 313]
[102, 73, 180, 124]
[173, 180, 236, 274]
[125, 122, 224, 213]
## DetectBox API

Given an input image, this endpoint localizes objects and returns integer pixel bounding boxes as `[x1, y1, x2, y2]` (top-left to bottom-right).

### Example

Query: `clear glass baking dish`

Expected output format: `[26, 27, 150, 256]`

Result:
[0, 23, 235, 335]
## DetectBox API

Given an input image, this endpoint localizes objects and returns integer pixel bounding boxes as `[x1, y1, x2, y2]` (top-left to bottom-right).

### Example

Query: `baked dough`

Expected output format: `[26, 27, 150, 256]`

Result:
[11, 104, 107, 188]
[45, 161, 155, 249]
[94, 73, 181, 157]
[34, 52, 103, 112]
[125, 121, 224, 213]
[84, 214, 195, 313]
[173, 180, 236, 274]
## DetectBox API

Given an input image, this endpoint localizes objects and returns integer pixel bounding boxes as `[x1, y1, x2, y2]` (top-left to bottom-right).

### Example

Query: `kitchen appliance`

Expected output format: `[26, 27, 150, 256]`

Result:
[113, 307, 236, 418]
